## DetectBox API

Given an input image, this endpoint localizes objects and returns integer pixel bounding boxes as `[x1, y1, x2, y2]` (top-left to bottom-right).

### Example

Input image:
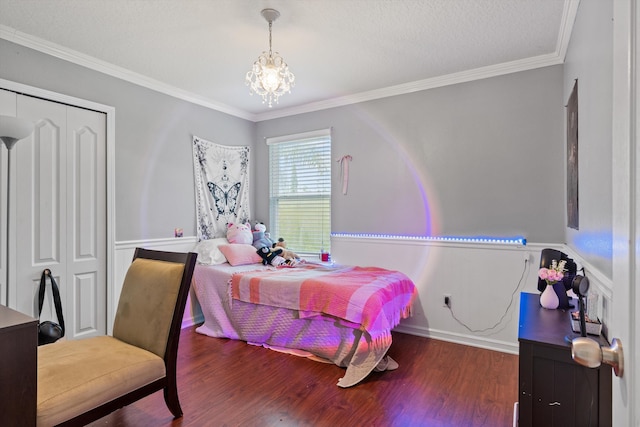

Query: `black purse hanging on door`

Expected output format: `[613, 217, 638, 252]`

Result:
[38, 269, 65, 346]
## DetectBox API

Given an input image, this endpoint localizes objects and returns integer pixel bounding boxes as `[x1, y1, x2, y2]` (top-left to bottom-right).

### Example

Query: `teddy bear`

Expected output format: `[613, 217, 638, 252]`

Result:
[226, 222, 252, 245]
[273, 238, 300, 261]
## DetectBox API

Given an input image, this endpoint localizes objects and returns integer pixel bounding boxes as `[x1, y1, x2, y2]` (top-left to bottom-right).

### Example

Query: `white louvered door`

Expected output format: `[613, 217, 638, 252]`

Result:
[9, 93, 107, 339]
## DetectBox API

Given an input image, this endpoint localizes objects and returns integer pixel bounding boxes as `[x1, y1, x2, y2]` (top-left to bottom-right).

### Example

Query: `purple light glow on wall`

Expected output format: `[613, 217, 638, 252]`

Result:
[350, 106, 440, 237]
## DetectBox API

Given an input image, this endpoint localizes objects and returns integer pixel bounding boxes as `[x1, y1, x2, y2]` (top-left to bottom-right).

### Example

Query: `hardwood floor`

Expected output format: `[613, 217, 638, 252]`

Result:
[88, 326, 518, 427]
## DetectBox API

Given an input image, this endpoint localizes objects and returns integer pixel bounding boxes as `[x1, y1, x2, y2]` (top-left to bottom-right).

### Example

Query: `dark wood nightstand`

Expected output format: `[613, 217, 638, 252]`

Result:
[518, 292, 611, 427]
[0, 304, 37, 426]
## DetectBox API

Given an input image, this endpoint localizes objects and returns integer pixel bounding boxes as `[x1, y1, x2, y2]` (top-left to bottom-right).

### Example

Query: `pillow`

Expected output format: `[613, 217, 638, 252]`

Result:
[194, 238, 229, 265]
[218, 244, 263, 266]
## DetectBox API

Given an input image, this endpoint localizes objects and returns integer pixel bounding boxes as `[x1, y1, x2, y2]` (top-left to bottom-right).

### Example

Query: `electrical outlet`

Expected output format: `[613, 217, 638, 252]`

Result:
[443, 294, 451, 308]
[523, 251, 531, 263]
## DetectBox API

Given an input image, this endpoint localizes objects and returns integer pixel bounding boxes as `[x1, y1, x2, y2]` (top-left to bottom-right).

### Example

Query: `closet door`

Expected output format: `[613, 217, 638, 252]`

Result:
[14, 95, 106, 338]
[65, 105, 106, 338]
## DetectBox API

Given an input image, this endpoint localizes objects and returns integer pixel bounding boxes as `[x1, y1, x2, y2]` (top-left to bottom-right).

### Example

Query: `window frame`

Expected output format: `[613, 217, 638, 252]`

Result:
[266, 128, 332, 256]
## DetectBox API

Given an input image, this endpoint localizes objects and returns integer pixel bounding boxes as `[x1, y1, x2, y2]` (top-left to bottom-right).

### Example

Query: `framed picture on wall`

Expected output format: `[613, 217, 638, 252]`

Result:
[566, 80, 579, 230]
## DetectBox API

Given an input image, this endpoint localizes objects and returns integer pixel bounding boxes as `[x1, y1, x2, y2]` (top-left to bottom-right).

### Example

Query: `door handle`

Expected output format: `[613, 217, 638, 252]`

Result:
[571, 337, 624, 377]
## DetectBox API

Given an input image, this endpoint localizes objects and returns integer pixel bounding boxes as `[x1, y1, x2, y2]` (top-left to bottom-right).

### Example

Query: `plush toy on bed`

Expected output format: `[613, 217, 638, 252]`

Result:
[252, 223, 275, 250]
[274, 238, 301, 261]
[251, 223, 285, 266]
[256, 246, 286, 266]
[226, 222, 253, 245]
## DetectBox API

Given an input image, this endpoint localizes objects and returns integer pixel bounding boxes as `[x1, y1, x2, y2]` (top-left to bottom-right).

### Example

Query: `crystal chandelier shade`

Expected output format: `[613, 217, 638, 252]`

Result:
[245, 9, 295, 108]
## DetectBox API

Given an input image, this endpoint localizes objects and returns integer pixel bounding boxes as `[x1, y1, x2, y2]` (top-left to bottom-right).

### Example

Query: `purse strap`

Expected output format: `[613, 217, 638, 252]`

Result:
[38, 269, 65, 336]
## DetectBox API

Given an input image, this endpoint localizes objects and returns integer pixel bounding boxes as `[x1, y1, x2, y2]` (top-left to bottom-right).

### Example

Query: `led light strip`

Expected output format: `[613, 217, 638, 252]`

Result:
[330, 232, 526, 246]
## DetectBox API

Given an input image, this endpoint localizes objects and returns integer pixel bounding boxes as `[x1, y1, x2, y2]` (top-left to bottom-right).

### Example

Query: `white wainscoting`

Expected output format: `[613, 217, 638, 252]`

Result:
[330, 235, 613, 354]
[113, 237, 201, 333]
[112, 235, 612, 354]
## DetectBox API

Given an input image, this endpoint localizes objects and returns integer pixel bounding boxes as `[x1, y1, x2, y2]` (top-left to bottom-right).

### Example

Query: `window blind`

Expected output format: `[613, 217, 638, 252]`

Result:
[267, 129, 331, 255]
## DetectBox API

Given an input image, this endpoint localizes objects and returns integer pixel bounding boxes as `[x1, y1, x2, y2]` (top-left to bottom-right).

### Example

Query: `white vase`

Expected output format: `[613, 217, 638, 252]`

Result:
[540, 283, 559, 309]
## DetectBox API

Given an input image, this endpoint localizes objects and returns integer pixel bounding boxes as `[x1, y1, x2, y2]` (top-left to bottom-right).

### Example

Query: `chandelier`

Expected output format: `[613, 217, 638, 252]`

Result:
[245, 8, 295, 108]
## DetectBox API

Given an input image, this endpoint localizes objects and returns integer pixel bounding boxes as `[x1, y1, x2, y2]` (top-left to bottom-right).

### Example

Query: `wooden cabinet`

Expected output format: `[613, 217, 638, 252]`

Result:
[518, 292, 611, 427]
[0, 305, 37, 426]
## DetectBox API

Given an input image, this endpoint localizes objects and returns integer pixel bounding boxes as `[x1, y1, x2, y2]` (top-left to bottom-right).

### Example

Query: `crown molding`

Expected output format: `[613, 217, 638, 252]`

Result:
[254, 53, 565, 122]
[556, 0, 581, 60]
[0, 25, 255, 121]
[255, 0, 580, 122]
[0, 0, 578, 123]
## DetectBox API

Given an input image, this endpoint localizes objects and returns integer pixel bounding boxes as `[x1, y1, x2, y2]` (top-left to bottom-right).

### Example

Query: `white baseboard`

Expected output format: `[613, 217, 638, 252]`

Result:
[394, 323, 519, 355]
[182, 313, 204, 329]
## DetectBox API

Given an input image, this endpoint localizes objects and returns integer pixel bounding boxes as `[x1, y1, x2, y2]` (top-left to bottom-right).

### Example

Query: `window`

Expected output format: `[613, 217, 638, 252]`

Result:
[267, 129, 331, 255]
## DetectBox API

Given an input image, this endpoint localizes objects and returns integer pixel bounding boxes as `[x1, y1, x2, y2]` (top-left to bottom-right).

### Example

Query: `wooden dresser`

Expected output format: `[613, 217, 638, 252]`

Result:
[518, 292, 612, 427]
[0, 304, 37, 426]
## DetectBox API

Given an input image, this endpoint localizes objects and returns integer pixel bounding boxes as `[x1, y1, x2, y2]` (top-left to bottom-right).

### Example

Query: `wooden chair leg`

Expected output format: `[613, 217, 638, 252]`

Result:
[163, 382, 183, 418]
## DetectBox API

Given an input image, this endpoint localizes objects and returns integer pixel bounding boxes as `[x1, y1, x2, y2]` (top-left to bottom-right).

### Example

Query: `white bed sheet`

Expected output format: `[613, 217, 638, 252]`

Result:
[192, 263, 391, 387]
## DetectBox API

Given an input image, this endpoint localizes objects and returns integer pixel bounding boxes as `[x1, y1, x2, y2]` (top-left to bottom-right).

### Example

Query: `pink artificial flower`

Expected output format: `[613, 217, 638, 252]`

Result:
[538, 268, 549, 280]
[538, 260, 566, 284]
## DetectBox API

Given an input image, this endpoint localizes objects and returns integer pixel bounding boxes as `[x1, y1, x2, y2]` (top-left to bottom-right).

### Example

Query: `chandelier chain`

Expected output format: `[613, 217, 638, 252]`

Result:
[245, 8, 295, 108]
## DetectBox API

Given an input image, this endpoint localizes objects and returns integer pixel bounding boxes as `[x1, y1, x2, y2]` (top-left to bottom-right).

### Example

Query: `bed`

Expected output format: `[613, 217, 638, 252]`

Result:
[191, 242, 417, 387]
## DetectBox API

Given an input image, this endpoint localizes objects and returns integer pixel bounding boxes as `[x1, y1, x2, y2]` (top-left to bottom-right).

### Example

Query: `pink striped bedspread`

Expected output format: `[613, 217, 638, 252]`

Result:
[231, 263, 417, 345]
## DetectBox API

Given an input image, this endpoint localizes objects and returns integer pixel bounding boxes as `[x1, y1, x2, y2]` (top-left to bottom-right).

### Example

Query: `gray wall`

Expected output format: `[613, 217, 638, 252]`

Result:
[0, 39, 255, 241]
[562, 0, 614, 278]
[256, 66, 566, 242]
[2, 39, 568, 246]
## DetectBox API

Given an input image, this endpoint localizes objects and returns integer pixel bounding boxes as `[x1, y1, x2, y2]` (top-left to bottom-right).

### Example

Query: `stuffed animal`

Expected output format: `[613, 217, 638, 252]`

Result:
[256, 246, 285, 266]
[226, 222, 252, 245]
[274, 238, 300, 261]
[252, 222, 275, 250]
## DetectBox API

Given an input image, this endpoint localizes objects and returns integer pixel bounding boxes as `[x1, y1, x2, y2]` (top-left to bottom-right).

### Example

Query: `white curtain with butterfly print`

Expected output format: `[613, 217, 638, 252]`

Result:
[192, 136, 251, 240]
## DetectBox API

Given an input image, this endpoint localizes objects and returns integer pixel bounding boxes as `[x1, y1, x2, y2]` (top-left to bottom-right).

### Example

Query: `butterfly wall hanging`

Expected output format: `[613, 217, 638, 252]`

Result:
[193, 136, 251, 240]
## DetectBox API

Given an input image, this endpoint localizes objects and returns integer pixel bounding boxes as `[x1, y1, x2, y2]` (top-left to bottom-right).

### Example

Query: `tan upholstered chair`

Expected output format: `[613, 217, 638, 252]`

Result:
[37, 248, 197, 426]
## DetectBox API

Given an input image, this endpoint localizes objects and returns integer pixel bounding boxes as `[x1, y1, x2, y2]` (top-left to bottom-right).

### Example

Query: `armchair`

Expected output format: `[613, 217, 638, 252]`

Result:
[36, 248, 197, 426]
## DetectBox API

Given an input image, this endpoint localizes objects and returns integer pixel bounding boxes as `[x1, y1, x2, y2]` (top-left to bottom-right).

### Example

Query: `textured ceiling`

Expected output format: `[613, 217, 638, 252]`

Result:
[0, 0, 578, 121]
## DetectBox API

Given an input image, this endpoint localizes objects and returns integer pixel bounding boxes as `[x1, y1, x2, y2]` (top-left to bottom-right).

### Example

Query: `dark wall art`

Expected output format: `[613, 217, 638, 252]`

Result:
[566, 80, 579, 230]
